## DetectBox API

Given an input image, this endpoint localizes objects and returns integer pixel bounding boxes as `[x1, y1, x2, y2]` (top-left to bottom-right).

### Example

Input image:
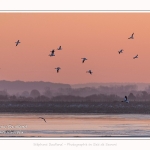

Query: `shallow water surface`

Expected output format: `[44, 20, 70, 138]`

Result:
[0, 113, 150, 137]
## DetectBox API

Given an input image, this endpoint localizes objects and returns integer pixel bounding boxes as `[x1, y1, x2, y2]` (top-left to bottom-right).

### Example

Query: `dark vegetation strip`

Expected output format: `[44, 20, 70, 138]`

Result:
[0, 100, 150, 113]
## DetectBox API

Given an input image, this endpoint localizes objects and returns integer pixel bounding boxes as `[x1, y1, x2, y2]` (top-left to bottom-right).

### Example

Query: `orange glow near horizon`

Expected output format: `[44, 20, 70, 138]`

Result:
[0, 13, 150, 84]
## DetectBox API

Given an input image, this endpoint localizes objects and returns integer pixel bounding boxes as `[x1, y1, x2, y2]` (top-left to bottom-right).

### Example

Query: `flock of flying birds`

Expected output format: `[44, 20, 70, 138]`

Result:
[48, 32, 138, 75]
[48, 45, 93, 74]
[14, 32, 137, 122]
[15, 33, 138, 76]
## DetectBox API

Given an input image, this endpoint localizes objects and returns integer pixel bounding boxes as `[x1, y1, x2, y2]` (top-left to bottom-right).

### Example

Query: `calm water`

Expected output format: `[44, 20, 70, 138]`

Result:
[0, 113, 150, 137]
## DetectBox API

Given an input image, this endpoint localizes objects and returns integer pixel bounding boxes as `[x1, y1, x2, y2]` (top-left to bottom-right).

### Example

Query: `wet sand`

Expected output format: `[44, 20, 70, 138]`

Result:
[0, 113, 150, 137]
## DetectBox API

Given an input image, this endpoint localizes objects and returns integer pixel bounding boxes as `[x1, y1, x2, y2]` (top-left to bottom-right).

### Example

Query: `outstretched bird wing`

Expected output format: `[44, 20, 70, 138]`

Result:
[39, 117, 46, 123]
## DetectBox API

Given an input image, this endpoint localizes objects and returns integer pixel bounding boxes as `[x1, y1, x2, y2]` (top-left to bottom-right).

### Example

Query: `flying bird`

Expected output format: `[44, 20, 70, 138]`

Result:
[86, 70, 92, 74]
[51, 49, 55, 54]
[57, 46, 62, 50]
[121, 96, 129, 103]
[128, 33, 134, 39]
[133, 54, 138, 59]
[118, 49, 124, 54]
[55, 67, 61, 73]
[81, 58, 87, 63]
[15, 40, 21, 46]
[49, 49, 55, 57]
[39, 117, 46, 123]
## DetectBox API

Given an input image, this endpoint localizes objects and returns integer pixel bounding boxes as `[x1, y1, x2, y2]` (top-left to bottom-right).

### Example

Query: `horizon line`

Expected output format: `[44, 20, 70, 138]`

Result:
[0, 80, 150, 85]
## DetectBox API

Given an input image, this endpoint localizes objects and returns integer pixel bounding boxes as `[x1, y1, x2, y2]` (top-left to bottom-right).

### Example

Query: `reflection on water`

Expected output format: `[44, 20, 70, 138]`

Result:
[0, 113, 150, 137]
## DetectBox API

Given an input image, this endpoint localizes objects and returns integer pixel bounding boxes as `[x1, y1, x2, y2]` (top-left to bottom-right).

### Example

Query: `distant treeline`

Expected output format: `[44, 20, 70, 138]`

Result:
[0, 92, 150, 102]
[0, 84, 150, 102]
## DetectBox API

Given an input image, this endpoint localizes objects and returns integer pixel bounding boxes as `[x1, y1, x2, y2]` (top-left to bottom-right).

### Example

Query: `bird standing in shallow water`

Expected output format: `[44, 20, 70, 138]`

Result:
[121, 96, 129, 103]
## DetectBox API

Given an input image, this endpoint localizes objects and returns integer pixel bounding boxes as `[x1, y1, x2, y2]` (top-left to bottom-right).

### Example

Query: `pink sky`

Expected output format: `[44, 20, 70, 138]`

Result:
[0, 13, 150, 84]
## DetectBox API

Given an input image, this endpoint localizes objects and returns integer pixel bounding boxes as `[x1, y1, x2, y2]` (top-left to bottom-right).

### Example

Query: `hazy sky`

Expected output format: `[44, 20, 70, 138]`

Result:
[0, 13, 150, 84]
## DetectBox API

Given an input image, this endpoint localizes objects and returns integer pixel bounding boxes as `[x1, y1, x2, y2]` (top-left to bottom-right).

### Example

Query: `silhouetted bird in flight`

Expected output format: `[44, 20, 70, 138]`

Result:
[133, 54, 138, 59]
[55, 67, 61, 73]
[49, 49, 55, 57]
[57, 46, 62, 50]
[128, 33, 134, 39]
[81, 58, 87, 63]
[121, 96, 129, 103]
[86, 70, 92, 74]
[39, 117, 46, 123]
[15, 40, 21, 46]
[118, 49, 124, 54]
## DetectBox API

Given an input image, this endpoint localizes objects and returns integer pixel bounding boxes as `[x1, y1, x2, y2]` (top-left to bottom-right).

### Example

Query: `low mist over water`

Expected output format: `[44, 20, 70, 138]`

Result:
[0, 81, 150, 113]
[0, 80, 150, 98]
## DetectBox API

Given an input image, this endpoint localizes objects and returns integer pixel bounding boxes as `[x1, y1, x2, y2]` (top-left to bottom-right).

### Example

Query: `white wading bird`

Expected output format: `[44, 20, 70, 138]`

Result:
[121, 96, 129, 103]
[128, 33, 134, 39]
[15, 40, 21, 46]
[81, 58, 87, 63]
[55, 67, 61, 73]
